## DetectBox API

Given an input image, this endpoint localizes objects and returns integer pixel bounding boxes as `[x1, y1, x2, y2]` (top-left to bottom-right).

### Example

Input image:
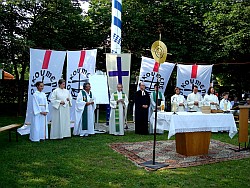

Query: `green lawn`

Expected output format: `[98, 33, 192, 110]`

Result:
[0, 115, 250, 188]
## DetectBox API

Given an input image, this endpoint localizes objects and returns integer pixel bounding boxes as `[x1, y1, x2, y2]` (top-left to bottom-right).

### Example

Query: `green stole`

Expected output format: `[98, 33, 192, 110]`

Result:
[82, 90, 92, 130]
[113, 91, 125, 132]
[153, 91, 163, 107]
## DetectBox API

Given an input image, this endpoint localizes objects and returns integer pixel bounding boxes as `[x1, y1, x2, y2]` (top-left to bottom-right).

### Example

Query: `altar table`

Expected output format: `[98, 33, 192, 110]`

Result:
[150, 112, 238, 156]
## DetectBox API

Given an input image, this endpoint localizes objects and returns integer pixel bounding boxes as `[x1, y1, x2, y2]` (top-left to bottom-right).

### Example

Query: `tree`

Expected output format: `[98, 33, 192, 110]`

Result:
[86, 0, 215, 79]
[0, 1, 31, 115]
[204, 0, 250, 62]
[26, 0, 89, 50]
[1, 0, 249, 112]
[204, 0, 250, 94]
[86, 0, 249, 93]
[0, 0, 92, 114]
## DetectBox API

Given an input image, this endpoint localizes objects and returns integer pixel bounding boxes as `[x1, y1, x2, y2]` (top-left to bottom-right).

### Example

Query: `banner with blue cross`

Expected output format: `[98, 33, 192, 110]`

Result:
[106, 53, 131, 98]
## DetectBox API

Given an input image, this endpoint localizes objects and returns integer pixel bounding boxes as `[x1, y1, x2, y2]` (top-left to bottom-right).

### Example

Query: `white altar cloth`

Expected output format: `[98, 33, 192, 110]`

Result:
[150, 112, 238, 139]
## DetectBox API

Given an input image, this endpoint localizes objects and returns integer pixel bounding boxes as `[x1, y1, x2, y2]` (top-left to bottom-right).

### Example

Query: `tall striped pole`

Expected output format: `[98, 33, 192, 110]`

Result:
[111, 0, 122, 54]
[107, 0, 122, 125]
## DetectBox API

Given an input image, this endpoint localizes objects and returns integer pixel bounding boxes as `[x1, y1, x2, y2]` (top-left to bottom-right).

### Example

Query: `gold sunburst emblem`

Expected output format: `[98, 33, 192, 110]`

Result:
[151, 40, 167, 64]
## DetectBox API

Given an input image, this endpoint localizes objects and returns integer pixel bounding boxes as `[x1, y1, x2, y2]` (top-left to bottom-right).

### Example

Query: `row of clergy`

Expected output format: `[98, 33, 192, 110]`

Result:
[31, 79, 162, 141]
[170, 85, 232, 112]
[29, 79, 230, 142]
[134, 82, 234, 134]
[133, 83, 234, 135]
[30, 79, 131, 142]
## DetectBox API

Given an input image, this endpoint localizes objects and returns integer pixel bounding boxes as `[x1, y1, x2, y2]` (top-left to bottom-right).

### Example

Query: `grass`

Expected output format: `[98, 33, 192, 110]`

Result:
[0, 115, 250, 188]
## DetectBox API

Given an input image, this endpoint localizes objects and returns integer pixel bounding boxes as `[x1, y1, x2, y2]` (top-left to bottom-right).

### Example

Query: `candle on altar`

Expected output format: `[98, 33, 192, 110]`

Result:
[160, 101, 165, 112]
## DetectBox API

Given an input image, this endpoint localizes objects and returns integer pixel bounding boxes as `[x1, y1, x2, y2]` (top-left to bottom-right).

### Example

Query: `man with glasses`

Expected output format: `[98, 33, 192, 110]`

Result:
[109, 84, 128, 136]
[74, 82, 96, 137]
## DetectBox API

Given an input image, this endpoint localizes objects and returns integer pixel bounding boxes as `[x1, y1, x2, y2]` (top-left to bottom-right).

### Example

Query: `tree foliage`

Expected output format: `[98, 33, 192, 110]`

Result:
[0, 0, 249, 108]
[86, 0, 249, 92]
[204, 0, 250, 63]
[203, 0, 250, 92]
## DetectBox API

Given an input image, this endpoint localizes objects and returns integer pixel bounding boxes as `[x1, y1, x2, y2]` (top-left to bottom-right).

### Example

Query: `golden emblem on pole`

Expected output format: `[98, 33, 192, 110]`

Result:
[151, 40, 167, 64]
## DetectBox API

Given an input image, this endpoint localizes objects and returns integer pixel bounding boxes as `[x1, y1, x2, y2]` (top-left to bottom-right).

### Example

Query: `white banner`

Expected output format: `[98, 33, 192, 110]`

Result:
[176, 64, 213, 97]
[137, 57, 175, 94]
[89, 75, 109, 104]
[19, 49, 66, 135]
[66, 49, 97, 124]
[106, 53, 131, 97]
[111, 0, 122, 53]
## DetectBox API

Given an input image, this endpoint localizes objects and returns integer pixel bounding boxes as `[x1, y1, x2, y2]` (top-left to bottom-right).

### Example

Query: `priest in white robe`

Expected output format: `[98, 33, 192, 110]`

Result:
[187, 85, 202, 112]
[50, 79, 72, 139]
[219, 92, 232, 111]
[203, 87, 219, 110]
[74, 82, 96, 137]
[171, 87, 186, 112]
[109, 84, 129, 136]
[149, 84, 165, 134]
[30, 81, 49, 142]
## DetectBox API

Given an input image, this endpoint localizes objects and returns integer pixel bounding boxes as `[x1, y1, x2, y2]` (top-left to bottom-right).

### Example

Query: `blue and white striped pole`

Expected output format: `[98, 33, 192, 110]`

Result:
[107, 0, 122, 125]
[111, 0, 122, 54]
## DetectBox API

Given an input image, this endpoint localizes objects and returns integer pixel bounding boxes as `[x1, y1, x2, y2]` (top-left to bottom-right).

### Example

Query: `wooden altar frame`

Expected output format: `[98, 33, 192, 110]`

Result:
[238, 105, 250, 150]
[175, 132, 211, 156]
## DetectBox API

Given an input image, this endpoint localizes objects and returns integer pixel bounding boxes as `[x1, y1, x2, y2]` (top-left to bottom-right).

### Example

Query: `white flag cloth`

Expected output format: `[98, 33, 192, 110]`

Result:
[138, 56, 175, 94]
[66, 49, 97, 126]
[176, 64, 213, 97]
[89, 75, 109, 104]
[18, 49, 66, 135]
[106, 53, 131, 98]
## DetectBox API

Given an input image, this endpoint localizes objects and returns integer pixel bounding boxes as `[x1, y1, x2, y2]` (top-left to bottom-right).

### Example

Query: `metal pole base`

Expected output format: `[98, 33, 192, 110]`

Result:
[140, 160, 169, 170]
[230, 142, 250, 152]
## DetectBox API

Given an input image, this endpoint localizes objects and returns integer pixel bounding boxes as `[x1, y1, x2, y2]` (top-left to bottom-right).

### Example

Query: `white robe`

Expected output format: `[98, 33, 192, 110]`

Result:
[171, 94, 186, 112]
[187, 92, 202, 112]
[109, 91, 128, 135]
[149, 91, 165, 134]
[74, 90, 96, 136]
[50, 88, 72, 139]
[30, 91, 49, 142]
[219, 99, 232, 111]
[203, 94, 219, 110]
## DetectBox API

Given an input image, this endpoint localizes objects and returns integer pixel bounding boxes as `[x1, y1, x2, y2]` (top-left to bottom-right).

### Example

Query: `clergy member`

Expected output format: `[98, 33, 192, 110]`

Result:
[203, 87, 219, 110]
[149, 83, 165, 134]
[109, 83, 129, 136]
[30, 81, 49, 142]
[50, 79, 72, 139]
[74, 82, 96, 137]
[171, 87, 186, 112]
[134, 82, 150, 135]
[187, 85, 202, 112]
[219, 92, 231, 111]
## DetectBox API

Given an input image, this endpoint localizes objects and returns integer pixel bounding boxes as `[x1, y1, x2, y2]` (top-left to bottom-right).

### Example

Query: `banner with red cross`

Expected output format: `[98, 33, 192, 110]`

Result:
[19, 49, 66, 135]
[176, 64, 213, 97]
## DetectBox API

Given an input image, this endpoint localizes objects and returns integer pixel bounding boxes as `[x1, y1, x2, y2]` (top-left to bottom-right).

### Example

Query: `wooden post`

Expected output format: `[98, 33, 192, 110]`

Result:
[238, 105, 250, 143]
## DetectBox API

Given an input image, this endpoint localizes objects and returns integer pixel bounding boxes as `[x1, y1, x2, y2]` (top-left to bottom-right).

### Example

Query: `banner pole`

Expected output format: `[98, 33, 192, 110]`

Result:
[152, 74, 159, 164]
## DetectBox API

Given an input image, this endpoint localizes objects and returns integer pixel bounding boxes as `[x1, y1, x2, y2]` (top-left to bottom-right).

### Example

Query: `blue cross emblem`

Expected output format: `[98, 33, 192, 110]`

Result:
[108, 57, 129, 84]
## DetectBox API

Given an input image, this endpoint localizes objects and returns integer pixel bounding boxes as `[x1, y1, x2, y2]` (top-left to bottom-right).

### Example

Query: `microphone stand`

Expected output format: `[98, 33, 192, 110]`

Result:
[140, 73, 169, 170]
